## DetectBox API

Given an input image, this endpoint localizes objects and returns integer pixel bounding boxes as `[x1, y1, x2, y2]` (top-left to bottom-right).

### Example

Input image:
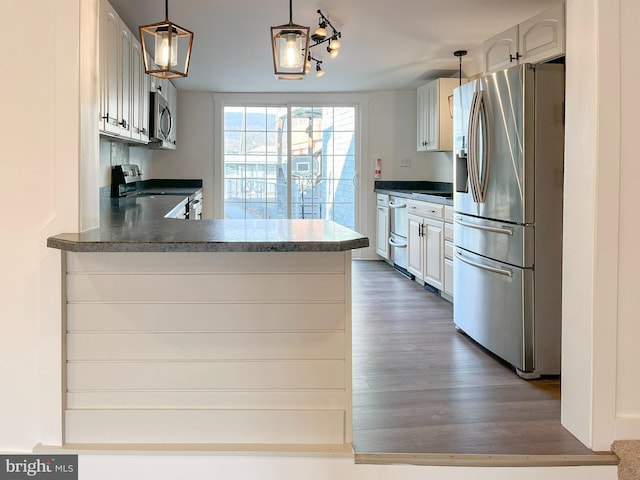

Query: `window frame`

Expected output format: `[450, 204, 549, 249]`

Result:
[213, 93, 369, 244]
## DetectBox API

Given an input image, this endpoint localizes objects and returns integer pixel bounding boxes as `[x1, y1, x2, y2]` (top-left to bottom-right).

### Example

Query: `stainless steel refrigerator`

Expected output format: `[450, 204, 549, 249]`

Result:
[452, 63, 565, 379]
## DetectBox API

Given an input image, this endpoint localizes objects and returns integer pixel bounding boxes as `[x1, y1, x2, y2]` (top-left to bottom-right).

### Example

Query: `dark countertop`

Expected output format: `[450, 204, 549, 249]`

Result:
[374, 180, 454, 206]
[47, 190, 369, 253]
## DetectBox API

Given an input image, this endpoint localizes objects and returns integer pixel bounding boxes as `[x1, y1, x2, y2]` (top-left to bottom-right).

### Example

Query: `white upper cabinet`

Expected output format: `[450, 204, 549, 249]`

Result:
[417, 78, 460, 152]
[483, 25, 519, 74]
[518, 3, 565, 64]
[483, 2, 565, 74]
[100, 1, 119, 135]
[118, 24, 132, 137]
[130, 37, 150, 143]
[99, 0, 150, 143]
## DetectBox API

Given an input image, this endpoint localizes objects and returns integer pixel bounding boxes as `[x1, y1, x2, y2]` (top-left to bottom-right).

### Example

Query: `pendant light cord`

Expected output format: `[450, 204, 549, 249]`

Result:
[289, 0, 293, 25]
[165, 0, 169, 21]
[453, 50, 467, 87]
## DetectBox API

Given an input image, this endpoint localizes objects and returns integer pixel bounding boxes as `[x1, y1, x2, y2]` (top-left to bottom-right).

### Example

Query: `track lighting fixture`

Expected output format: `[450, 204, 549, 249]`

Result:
[271, 3, 342, 79]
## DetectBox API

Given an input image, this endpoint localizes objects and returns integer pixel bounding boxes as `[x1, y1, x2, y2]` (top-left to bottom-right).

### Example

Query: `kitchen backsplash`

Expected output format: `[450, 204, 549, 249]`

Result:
[99, 138, 152, 188]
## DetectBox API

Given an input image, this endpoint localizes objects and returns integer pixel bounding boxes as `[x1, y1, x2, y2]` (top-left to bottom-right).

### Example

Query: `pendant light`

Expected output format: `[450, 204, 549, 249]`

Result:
[271, 0, 310, 78]
[139, 0, 194, 79]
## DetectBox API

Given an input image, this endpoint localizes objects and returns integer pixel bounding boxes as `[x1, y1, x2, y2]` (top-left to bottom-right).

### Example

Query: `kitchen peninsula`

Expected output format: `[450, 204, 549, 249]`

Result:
[47, 213, 367, 449]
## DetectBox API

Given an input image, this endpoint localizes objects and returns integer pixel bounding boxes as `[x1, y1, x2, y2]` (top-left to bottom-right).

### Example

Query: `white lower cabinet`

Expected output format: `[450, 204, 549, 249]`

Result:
[424, 218, 444, 290]
[407, 212, 424, 281]
[443, 206, 454, 301]
[376, 194, 390, 260]
[406, 200, 444, 290]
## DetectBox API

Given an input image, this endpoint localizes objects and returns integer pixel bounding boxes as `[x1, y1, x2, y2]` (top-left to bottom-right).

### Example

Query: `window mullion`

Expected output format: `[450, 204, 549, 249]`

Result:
[286, 105, 292, 219]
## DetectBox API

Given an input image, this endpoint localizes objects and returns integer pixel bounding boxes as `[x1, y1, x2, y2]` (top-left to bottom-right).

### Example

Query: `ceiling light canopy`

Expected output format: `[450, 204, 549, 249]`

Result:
[139, 0, 194, 79]
[271, 3, 342, 80]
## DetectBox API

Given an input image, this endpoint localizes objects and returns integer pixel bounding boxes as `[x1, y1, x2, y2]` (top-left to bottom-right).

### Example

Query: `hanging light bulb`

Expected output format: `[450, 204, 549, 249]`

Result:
[154, 26, 178, 67]
[315, 63, 325, 77]
[280, 32, 304, 68]
[329, 37, 341, 50]
[327, 45, 339, 59]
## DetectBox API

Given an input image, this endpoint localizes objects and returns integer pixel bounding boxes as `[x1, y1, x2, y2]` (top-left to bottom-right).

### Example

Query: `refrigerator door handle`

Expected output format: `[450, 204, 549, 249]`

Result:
[455, 250, 513, 277]
[477, 91, 490, 202]
[468, 90, 491, 204]
[468, 92, 481, 203]
[455, 217, 514, 236]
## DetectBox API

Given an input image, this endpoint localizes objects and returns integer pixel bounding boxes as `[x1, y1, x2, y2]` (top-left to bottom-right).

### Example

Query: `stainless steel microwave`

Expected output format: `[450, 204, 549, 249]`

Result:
[149, 92, 176, 149]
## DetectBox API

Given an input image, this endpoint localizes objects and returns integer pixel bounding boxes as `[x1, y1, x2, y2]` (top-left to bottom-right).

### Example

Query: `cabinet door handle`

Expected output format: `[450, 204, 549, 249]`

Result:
[102, 114, 117, 126]
[119, 119, 128, 129]
[509, 52, 522, 62]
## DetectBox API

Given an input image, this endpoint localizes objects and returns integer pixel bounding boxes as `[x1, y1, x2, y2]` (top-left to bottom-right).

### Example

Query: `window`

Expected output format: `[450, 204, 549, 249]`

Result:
[222, 104, 357, 230]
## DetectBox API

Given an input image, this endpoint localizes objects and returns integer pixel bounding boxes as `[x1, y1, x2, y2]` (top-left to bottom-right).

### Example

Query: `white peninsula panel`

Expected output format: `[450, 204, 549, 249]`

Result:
[62, 250, 353, 447]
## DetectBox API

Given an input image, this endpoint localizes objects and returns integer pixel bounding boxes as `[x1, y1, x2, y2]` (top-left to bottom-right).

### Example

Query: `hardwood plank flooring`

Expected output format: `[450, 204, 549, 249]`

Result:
[351, 260, 600, 457]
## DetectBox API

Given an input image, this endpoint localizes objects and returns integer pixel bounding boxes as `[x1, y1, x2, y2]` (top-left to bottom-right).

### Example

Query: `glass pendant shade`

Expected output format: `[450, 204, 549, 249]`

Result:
[271, 25, 310, 77]
[140, 19, 194, 78]
[154, 27, 178, 66]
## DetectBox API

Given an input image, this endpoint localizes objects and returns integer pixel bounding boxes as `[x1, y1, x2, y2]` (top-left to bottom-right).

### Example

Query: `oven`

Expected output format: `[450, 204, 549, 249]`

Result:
[388, 195, 409, 275]
[188, 190, 203, 220]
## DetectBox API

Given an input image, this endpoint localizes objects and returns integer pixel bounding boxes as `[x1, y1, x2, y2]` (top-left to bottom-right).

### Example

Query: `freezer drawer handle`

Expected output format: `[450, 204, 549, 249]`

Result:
[389, 237, 408, 248]
[455, 250, 513, 277]
[388, 202, 406, 209]
[455, 217, 513, 236]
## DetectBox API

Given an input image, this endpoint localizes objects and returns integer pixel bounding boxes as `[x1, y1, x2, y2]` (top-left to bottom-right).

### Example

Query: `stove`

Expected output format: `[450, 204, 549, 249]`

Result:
[111, 164, 203, 219]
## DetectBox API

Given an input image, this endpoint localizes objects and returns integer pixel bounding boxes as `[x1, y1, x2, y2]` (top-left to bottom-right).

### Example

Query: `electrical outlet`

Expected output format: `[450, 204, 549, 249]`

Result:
[401, 157, 412, 167]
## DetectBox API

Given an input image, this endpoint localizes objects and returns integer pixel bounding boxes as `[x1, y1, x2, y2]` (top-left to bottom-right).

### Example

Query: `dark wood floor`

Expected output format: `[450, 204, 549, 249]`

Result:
[351, 260, 595, 456]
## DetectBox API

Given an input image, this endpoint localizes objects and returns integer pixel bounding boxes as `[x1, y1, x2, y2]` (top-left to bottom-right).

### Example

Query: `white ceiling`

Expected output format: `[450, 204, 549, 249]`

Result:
[109, 0, 561, 92]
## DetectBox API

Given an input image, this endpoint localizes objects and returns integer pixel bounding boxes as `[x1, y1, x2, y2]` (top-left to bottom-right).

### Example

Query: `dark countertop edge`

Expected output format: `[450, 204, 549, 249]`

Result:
[46, 237, 369, 253]
[374, 180, 452, 192]
[375, 188, 453, 206]
[141, 179, 203, 189]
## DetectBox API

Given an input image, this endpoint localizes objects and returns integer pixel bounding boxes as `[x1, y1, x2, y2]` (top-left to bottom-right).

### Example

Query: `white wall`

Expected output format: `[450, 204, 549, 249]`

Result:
[613, 0, 640, 440]
[561, 0, 640, 451]
[0, 0, 82, 450]
[144, 91, 215, 218]
[367, 90, 454, 182]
